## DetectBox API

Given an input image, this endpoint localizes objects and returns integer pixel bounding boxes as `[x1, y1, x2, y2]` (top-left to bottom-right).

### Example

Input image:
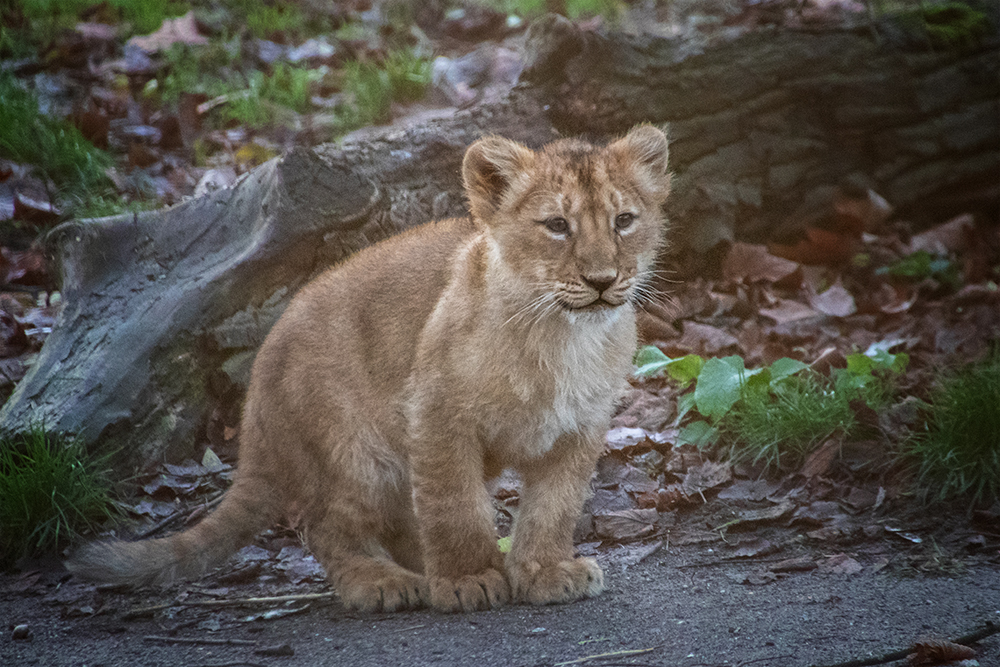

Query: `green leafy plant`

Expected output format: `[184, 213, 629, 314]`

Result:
[906, 351, 1000, 505]
[0, 71, 114, 212]
[0, 426, 119, 566]
[877, 250, 961, 288]
[635, 343, 907, 470]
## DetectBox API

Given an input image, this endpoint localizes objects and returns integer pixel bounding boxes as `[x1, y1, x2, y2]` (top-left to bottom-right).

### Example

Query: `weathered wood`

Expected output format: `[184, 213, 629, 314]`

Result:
[521, 11, 999, 251]
[1, 10, 996, 468]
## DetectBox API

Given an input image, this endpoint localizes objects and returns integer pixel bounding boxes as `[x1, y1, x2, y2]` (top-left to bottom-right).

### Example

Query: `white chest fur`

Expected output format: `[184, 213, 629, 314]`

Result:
[489, 306, 633, 460]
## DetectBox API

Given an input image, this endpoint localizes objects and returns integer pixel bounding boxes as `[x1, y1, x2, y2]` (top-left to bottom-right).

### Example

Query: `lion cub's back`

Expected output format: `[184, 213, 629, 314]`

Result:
[252, 217, 478, 408]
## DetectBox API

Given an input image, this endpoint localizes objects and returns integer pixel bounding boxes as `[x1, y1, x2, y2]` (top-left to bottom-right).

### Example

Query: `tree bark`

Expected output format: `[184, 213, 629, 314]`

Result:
[1, 10, 996, 469]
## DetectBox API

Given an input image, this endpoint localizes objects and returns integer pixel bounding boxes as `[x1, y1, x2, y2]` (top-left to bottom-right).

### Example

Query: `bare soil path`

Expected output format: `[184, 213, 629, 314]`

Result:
[5, 510, 998, 667]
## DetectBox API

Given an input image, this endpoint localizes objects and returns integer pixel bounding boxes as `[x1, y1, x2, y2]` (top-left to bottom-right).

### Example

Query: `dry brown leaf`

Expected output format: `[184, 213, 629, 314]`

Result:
[723, 242, 801, 285]
[728, 500, 795, 530]
[0, 310, 28, 358]
[619, 464, 658, 495]
[870, 281, 918, 314]
[593, 508, 658, 541]
[609, 390, 675, 432]
[588, 488, 634, 514]
[680, 460, 732, 495]
[769, 227, 861, 266]
[637, 308, 680, 344]
[635, 490, 659, 509]
[906, 213, 975, 256]
[769, 556, 817, 572]
[730, 537, 778, 559]
[656, 484, 695, 510]
[808, 524, 861, 542]
[675, 321, 739, 355]
[799, 437, 841, 478]
[907, 638, 976, 665]
[1, 246, 50, 287]
[664, 445, 704, 474]
[717, 479, 777, 502]
[843, 486, 881, 512]
[817, 553, 863, 575]
[832, 186, 892, 234]
[807, 279, 857, 317]
[759, 298, 821, 324]
[792, 501, 844, 527]
[605, 426, 649, 453]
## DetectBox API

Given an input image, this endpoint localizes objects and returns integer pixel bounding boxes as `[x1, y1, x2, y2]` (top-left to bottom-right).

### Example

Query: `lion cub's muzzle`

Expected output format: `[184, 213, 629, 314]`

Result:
[559, 272, 631, 311]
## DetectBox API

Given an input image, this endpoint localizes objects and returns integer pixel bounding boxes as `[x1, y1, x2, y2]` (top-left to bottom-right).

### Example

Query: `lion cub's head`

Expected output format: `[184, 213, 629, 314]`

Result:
[462, 125, 670, 315]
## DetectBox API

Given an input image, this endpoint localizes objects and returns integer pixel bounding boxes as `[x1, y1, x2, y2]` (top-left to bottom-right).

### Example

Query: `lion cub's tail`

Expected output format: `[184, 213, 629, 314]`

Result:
[67, 475, 281, 587]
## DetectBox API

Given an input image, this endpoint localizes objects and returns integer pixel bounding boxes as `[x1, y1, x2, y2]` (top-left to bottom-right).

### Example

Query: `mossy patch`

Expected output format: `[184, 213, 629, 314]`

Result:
[897, 2, 991, 50]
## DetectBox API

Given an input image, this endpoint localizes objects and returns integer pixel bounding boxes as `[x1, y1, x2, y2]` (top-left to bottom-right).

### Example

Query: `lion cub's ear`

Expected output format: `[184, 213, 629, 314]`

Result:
[609, 125, 671, 202]
[463, 136, 536, 222]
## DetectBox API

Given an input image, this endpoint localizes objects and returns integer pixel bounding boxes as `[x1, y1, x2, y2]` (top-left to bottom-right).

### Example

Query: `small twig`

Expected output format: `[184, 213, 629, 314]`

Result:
[808, 620, 999, 667]
[675, 556, 796, 570]
[737, 655, 796, 667]
[144, 635, 257, 646]
[395, 624, 426, 632]
[554, 645, 660, 666]
[954, 620, 1000, 646]
[123, 591, 336, 619]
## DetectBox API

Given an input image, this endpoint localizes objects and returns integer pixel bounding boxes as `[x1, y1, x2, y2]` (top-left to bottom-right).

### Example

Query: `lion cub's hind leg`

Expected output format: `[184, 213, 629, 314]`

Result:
[303, 449, 428, 613]
[306, 501, 428, 612]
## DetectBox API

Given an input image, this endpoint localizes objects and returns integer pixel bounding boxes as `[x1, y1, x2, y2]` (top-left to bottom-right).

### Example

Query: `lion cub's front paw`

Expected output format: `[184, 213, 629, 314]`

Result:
[338, 568, 429, 613]
[508, 557, 605, 606]
[428, 568, 510, 612]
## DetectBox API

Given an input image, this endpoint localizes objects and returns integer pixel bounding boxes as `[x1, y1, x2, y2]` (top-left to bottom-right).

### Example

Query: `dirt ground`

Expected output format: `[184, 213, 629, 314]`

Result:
[4, 503, 998, 667]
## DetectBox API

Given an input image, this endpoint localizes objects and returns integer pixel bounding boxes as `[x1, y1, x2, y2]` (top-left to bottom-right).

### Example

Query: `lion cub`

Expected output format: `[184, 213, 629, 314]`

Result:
[69, 125, 671, 612]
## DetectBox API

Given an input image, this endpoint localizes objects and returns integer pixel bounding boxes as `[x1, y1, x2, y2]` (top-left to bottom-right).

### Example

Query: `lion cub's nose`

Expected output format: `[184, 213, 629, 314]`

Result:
[582, 272, 617, 293]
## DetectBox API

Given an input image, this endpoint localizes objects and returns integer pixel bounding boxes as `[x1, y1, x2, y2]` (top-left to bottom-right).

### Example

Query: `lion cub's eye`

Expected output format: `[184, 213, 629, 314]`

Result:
[614, 212, 636, 231]
[541, 217, 570, 235]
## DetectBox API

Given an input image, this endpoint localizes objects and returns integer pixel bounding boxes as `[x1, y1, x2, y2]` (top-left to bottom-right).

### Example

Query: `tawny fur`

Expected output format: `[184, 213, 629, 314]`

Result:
[67, 125, 672, 613]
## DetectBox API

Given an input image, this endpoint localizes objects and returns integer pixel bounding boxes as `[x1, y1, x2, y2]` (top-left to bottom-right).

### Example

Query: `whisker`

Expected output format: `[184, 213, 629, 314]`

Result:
[503, 291, 557, 328]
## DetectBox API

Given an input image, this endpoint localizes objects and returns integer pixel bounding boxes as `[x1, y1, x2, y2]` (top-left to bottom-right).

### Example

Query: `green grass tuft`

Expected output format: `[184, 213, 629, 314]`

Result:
[0, 71, 114, 213]
[907, 352, 1000, 505]
[478, 0, 625, 20]
[0, 426, 119, 566]
[636, 345, 905, 473]
[722, 373, 856, 470]
[337, 49, 432, 130]
[242, 0, 309, 40]
[384, 50, 433, 103]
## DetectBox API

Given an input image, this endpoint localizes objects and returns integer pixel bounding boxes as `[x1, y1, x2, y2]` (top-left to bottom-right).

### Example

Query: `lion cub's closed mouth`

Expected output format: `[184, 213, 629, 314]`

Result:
[68, 125, 672, 614]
